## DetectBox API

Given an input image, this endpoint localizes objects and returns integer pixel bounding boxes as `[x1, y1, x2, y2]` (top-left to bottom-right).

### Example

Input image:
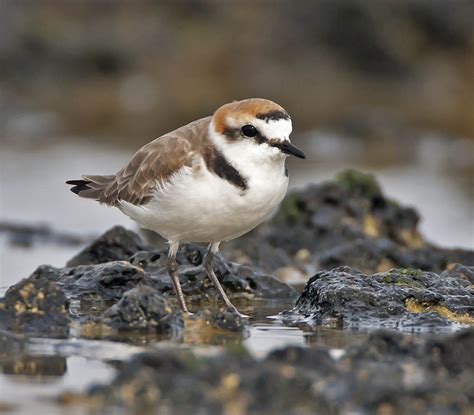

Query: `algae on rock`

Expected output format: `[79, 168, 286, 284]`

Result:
[290, 265, 474, 329]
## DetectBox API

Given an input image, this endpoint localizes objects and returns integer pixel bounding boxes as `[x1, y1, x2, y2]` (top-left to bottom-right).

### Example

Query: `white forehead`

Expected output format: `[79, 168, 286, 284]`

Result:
[252, 117, 293, 141]
[223, 114, 293, 141]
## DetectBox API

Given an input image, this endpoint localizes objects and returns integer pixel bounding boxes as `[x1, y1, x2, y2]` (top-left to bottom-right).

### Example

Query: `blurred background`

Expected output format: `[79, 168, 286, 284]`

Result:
[1, 0, 473, 286]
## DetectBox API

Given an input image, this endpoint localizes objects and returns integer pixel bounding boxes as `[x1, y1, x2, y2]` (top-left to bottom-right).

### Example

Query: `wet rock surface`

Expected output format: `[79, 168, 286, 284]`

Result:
[66, 225, 150, 267]
[129, 244, 298, 302]
[1, 228, 295, 340]
[224, 170, 474, 276]
[291, 266, 474, 329]
[59, 242, 296, 305]
[56, 262, 148, 303]
[100, 286, 184, 334]
[0, 276, 70, 338]
[441, 263, 474, 284]
[194, 307, 249, 333]
[87, 328, 474, 415]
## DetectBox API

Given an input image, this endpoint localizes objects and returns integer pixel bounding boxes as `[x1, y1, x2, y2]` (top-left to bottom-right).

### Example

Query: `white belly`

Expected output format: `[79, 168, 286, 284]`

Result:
[119, 159, 288, 243]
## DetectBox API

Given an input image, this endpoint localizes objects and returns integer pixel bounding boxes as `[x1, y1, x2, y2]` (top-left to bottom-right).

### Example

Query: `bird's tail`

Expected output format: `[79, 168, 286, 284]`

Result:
[66, 175, 116, 202]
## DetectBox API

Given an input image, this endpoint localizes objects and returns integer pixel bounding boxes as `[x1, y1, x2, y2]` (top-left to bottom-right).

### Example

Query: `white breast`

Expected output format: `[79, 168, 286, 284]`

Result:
[118, 154, 288, 243]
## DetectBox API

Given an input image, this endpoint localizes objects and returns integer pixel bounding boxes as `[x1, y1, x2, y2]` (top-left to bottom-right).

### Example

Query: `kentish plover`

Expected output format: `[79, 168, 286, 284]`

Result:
[67, 98, 305, 315]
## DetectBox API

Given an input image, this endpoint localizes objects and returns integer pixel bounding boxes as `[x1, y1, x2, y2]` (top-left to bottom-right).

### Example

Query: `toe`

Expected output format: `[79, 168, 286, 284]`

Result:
[228, 307, 249, 318]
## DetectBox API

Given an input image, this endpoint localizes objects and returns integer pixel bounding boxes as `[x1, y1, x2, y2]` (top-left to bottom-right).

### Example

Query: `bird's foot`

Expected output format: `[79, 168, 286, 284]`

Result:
[227, 306, 249, 319]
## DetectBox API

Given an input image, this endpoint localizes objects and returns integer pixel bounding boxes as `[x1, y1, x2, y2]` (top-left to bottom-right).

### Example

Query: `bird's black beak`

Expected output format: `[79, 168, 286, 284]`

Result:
[270, 140, 306, 159]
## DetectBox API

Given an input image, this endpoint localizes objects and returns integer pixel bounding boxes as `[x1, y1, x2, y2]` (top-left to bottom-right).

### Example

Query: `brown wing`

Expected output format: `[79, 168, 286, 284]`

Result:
[73, 116, 212, 206]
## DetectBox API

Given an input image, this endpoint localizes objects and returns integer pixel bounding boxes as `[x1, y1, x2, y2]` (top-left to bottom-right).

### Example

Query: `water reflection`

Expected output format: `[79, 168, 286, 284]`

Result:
[0, 355, 115, 415]
[304, 327, 369, 349]
[0, 354, 66, 379]
[0, 297, 431, 415]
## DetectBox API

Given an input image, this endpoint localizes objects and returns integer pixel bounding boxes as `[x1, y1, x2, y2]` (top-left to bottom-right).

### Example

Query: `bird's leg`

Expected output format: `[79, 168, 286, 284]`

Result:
[204, 242, 246, 317]
[167, 241, 192, 315]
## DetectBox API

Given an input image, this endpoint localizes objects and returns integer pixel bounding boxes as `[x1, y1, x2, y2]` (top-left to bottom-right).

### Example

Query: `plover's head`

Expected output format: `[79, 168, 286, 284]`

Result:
[210, 98, 305, 160]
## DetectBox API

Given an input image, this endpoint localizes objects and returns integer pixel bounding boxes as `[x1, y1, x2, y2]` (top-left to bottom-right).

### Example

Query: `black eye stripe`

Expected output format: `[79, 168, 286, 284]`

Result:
[241, 124, 258, 138]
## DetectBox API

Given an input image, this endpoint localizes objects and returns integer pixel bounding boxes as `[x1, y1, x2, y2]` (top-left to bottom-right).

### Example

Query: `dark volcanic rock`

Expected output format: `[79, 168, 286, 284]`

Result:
[60, 229, 296, 306]
[101, 286, 183, 333]
[291, 266, 474, 329]
[16, 233, 295, 328]
[223, 170, 474, 276]
[88, 348, 324, 414]
[441, 263, 474, 284]
[60, 246, 295, 306]
[67, 226, 150, 267]
[0, 276, 70, 338]
[27, 264, 63, 283]
[58, 262, 147, 302]
[195, 307, 249, 333]
[0, 331, 24, 354]
[314, 238, 474, 275]
[336, 329, 474, 414]
[130, 245, 297, 303]
[87, 328, 474, 415]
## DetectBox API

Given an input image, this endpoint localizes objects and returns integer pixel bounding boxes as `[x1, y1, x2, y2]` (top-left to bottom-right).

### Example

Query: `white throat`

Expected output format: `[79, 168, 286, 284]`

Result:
[208, 120, 290, 179]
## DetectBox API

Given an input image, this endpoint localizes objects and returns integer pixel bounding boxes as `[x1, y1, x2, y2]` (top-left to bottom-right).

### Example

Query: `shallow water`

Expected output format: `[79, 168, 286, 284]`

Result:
[0, 298, 368, 414]
[0, 356, 115, 415]
[0, 133, 473, 412]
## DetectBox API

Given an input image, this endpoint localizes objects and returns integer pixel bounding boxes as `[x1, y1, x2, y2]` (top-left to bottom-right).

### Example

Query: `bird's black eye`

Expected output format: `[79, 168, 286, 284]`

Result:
[241, 124, 258, 138]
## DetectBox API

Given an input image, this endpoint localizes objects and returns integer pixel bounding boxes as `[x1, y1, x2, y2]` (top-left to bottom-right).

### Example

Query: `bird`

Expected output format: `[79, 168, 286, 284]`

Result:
[66, 98, 305, 316]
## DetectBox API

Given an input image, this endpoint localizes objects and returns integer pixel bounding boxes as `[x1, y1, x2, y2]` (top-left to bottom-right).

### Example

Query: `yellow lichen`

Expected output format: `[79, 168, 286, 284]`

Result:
[208, 373, 247, 415]
[14, 303, 26, 314]
[377, 402, 395, 415]
[295, 249, 311, 262]
[221, 373, 240, 392]
[18, 289, 30, 300]
[279, 364, 296, 378]
[377, 258, 395, 272]
[209, 373, 241, 402]
[363, 214, 380, 237]
[399, 229, 425, 249]
[405, 299, 474, 325]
